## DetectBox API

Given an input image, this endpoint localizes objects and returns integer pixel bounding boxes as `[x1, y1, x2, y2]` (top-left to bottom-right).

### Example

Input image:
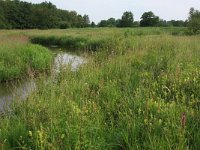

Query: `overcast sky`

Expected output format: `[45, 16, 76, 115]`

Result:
[23, 0, 200, 23]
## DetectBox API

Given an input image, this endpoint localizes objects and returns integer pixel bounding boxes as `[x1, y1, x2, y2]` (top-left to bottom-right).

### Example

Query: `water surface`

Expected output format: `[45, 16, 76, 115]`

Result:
[0, 49, 85, 112]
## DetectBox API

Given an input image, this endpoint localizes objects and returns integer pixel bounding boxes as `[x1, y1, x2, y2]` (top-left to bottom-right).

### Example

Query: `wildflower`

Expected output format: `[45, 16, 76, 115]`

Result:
[28, 131, 32, 137]
[61, 134, 65, 139]
[191, 109, 195, 117]
[138, 108, 141, 115]
[144, 119, 148, 125]
[150, 113, 153, 119]
[158, 119, 162, 125]
[157, 102, 160, 113]
[181, 112, 186, 129]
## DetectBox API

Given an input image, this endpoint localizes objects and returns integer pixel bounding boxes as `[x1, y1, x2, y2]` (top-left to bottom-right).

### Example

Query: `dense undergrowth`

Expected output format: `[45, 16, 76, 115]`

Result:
[0, 28, 200, 149]
[30, 27, 189, 51]
[31, 36, 112, 51]
[0, 43, 52, 82]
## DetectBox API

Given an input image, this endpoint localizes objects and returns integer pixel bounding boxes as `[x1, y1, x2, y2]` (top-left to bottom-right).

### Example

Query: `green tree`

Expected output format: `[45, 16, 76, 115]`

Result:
[166, 20, 186, 27]
[158, 19, 168, 27]
[32, 2, 59, 29]
[120, 11, 134, 27]
[132, 21, 140, 27]
[140, 11, 159, 27]
[106, 18, 116, 27]
[91, 21, 96, 27]
[98, 20, 108, 27]
[0, 2, 7, 29]
[83, 14, 90, 27]
[0, 0, 90, 29]
[68, 11, 79, 27]
[116, 19, 121, 27]
[3, 0, 20, 28]
[98, 18, 116, 27]
[188, 8, 200, 34]
[19, 1, 33, 28]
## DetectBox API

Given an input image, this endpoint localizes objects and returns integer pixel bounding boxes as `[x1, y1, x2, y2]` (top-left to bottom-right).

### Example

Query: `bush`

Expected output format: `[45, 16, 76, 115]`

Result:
[31, 36, 111, 51]
[188, 8, 200, 34]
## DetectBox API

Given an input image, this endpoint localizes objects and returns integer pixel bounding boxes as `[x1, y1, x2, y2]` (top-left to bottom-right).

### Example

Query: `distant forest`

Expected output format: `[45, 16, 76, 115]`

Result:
[0, 0, 189, 29]
[0, 0, 90, 29]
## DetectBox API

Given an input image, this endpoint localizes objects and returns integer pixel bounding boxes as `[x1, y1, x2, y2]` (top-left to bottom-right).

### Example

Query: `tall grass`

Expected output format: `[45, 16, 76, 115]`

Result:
[0, 28, 200, 149]
[31, 36, 110, 51]
[0, 43, 53, 82]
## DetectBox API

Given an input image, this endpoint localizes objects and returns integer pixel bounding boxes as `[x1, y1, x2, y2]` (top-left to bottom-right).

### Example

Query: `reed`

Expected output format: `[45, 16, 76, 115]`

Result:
[0, 27, 199, 149]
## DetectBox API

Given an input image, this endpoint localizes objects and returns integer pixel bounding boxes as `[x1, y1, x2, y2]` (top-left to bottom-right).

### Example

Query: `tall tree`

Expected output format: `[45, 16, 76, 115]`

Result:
[188, 8, 200, 34]
[106, 18, 116, 27]
[98, 18, 116, 27]
[83, 15, 90, 27]
[0, 0, 91, 29]
[91, 21, 96, 27]
[140, 11, 159, 27]
[98, 20, 108, 27]
[120, 11, 134, 27]
[0, 2, 7, 28]
[32, 2, 59, 29]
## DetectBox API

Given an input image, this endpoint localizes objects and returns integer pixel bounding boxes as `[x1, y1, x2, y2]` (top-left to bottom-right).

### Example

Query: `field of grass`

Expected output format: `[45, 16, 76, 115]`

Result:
[0, 27, 200, 149]
[0, 34, 53, 82]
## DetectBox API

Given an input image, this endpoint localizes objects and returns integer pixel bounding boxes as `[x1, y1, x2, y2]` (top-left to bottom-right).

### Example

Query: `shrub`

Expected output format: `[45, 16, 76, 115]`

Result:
[188, 8, 200, 34]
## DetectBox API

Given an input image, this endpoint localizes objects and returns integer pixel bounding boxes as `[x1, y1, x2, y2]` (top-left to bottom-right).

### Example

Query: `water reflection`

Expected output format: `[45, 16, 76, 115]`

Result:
[54, 52, 85, 72]
[0, 80, 36, 112]
[0, 50, 85, 113]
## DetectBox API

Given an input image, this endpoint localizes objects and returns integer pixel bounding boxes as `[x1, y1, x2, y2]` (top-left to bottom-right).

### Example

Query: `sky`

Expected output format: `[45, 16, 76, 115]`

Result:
[23, 0, 200, 23]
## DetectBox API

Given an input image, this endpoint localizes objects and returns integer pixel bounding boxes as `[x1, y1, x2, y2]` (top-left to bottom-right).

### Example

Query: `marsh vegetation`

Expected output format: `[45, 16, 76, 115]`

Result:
[0, 27, 200, 149]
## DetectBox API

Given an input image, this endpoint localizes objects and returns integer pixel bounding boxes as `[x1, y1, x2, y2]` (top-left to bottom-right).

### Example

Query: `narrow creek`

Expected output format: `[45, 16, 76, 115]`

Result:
[0, 48, 85, 112]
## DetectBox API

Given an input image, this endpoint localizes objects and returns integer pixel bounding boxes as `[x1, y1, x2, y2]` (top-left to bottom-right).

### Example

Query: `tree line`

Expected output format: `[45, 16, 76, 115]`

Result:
[98, 9, 199, 34]
[0, 0, 199, 34]
[98, 11, 187, 28]
[0, 0, 90, 29]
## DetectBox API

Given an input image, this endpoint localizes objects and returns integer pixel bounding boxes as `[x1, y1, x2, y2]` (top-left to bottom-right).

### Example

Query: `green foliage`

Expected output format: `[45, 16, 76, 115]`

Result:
[0, 0, 189, 29]
[91, 21, 96, 27]
[0, 0, 90, 29]
[31, 36, 113, 51]
[0, 28, 200, 149]
[83, 15, 90, 27]
[120, 11, 134, 27]
[158, 19, 187, 27]
[0, 5, 7, 29]
[140, 11, 159, 27]
[168, 20, 187, 27]
[98, 12, 135, 28]
[31, 2, 59, 29]
[98, 20, 108, 27]
[0, 43, 52, 82]
[188, 8, 200, 34]
[98, 18, 116, 27]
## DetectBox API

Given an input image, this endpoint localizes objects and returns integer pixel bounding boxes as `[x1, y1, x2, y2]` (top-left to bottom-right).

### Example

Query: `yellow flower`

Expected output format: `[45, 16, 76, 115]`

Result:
[158, 119, 162, 125]
[61, 134, 65, 139]
[138, 108, 141, 115]
[28, 131, 32, 137]
[144, 119, 148, 125]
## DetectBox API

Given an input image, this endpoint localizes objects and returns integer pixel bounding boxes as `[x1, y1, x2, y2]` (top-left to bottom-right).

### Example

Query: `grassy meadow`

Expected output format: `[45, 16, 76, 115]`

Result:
[0, 33, 53, 82]
[0, 27, 200, 149]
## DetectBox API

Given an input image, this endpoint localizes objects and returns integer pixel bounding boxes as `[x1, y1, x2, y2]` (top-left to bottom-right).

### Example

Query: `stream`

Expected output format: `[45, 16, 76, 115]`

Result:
[0, 48, 85, 112]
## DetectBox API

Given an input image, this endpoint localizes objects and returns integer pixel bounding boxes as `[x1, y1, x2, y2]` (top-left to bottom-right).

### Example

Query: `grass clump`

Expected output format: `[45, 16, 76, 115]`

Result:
[31, 36, 111, 51]
[0, 44, 53, 82]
